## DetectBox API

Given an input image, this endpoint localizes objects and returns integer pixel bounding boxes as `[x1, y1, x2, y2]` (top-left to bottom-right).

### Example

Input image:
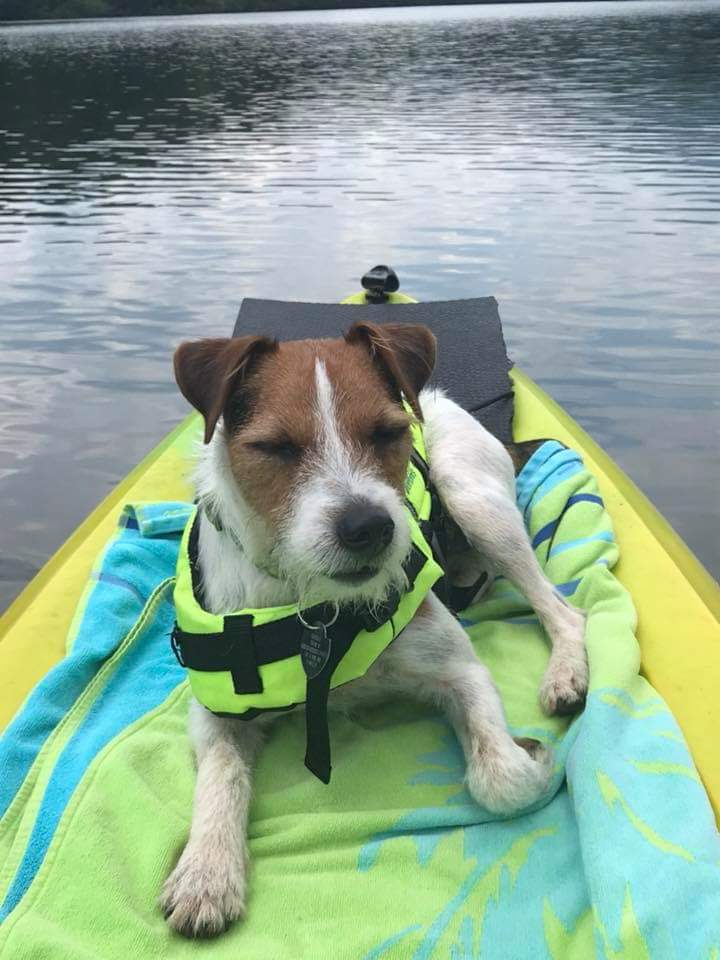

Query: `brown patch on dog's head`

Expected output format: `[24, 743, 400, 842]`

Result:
[344, 321, 436, 420]
[174, 323, 437, 534]
[225, 336, 419, 526]
[223, 340, 323, 525]
[173, 335, 278, 444]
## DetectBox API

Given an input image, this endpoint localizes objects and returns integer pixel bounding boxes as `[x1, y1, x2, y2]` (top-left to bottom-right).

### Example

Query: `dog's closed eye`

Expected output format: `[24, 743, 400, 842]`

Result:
[246, 438, 303, 462]
[370, 422, 410, 447]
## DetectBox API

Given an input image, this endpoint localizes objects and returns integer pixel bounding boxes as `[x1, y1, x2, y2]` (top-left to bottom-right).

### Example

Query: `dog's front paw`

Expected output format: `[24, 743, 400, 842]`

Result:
[160, 843, 246, 939]
[539, 648, 588, 716]
[540, 605, 588, 716]
[466, 737, 553, 815]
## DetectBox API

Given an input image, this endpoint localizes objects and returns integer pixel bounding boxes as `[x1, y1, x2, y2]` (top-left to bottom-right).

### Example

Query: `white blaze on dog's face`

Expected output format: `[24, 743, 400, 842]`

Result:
[174, 322, 436, 606]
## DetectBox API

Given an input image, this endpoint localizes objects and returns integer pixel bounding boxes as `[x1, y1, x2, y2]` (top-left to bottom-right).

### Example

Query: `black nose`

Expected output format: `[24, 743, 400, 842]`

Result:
[336, 503, 395, 555]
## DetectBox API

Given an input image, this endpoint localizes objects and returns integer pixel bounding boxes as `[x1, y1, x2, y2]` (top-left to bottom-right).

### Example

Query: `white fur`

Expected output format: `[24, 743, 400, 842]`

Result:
[272, 359, 411, 609]
[421, 389, 588, 713]
[159, 704, 269, 937]
[342, 591, 554, 813]
[194, 430, 297, 613]
[161, 381, 587, 938]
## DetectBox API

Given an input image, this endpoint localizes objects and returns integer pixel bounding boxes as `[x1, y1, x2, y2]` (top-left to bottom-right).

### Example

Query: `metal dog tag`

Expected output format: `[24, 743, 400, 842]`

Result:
[300, 622, 332, 680]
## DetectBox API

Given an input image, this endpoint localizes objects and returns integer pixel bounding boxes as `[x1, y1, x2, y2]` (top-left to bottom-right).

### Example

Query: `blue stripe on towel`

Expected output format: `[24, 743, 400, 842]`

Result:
[515, 442, 568, 512]
[0, 543, 139, 821]
[0, 580, 184, 921]
[556, 579, 582, 597]
[531, 494, 604, 549]
[516, 443, 586, 519]
[0, 505, 188, 826]
[523, 460, 584, 519]
[566, 493, 604, 510]
[0, 642, 120, 821]
[548, 532, 614, 558]
[94, 571, 147, 605]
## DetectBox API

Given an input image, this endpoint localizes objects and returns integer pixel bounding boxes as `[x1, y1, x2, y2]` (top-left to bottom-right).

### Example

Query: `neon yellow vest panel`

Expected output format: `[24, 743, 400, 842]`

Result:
[172, 420, 443, 718]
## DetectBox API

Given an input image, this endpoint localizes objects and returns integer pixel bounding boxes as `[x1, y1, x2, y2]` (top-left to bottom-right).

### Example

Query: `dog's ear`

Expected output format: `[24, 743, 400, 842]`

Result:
[345, 321, 436, 420]
[173, 335, 277, 444]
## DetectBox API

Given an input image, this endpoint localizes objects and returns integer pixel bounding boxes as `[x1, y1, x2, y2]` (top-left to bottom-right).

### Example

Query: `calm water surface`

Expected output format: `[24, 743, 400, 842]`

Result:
[1, 1, 719, 608]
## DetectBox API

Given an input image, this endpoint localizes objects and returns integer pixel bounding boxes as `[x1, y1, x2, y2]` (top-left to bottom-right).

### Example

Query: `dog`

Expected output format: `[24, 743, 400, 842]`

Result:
[160, 321, 588, 938]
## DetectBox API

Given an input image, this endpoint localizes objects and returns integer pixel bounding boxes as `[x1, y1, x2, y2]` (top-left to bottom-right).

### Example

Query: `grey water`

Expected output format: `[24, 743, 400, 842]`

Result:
[1, 1, 719, 611]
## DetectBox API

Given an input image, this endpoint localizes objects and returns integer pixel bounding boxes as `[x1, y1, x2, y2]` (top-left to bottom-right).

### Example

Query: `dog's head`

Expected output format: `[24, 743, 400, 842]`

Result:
[174, 322, 436, 607]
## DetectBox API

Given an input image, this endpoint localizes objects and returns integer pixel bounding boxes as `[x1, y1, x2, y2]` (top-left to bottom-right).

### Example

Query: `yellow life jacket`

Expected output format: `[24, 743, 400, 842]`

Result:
[171, 421, 446, 782]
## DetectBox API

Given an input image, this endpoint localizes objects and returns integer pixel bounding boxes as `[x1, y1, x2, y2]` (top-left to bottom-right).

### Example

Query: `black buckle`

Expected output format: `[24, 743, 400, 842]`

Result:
[170, 625, 185, 667]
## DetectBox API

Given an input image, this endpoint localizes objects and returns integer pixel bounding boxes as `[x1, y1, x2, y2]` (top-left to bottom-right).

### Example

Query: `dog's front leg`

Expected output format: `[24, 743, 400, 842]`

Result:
[379, 594, 553, 815]
[424, 395, 588, 716]
[445, 482, 588, 715]
[160, 700, 265, 938]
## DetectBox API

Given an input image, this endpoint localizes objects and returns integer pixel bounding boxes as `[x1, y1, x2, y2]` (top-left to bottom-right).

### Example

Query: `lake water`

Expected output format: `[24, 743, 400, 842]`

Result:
[1, 1, 719, 609]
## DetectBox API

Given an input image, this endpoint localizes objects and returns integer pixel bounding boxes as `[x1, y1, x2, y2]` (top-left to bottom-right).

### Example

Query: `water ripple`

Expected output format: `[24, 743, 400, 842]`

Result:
[0, 0, 719, 606]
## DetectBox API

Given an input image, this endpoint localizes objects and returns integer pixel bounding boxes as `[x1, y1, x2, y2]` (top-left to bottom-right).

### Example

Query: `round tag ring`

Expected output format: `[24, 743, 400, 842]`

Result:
[296, 601, 340, 632]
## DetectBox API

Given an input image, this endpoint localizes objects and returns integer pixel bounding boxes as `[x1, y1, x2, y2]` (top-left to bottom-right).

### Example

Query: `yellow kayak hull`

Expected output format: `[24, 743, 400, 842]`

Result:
[1, 301, 718, 818]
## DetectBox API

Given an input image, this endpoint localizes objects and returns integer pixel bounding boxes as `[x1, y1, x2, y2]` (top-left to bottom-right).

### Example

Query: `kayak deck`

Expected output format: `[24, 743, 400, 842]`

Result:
[0, 367, 718, 818]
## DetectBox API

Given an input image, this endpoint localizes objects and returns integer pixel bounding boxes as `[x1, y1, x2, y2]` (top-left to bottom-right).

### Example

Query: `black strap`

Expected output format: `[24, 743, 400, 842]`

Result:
[354, 545, 426, 632]
[447, 572, 489, 614]
[424, 479, 452, 609]
[410, 450, 430, 485]
[423, 477, 490, 615]
[172, 602, 339, 672]
[224, 615, 263, 695]
[303, 673, 333, 783]
[186, 513, 205, 606]
[172, 617, 263, 695]
[303, 618, 356, 783]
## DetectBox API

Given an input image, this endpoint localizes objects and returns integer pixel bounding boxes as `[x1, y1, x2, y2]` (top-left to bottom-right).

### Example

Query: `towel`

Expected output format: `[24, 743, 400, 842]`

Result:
[0, 445, 718, 959]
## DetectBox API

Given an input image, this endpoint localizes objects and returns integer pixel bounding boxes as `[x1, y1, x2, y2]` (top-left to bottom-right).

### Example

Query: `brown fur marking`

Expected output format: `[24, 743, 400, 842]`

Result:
[226, 337, 414, 529]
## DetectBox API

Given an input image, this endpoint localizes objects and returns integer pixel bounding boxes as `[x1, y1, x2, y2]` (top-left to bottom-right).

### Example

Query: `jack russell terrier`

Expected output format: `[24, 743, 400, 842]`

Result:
[160, 321, 588, 938]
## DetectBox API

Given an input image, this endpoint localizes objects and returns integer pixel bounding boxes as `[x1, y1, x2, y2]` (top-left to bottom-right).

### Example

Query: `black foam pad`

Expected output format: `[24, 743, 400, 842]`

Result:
[233, 297, 513, 442]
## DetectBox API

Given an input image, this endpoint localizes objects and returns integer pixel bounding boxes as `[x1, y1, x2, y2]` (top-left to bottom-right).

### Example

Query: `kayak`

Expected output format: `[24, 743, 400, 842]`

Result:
[1, 289, 718, 825]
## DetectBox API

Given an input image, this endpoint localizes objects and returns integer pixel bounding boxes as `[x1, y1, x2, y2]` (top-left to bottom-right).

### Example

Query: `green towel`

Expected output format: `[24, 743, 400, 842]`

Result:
[0, 443, 718, 959]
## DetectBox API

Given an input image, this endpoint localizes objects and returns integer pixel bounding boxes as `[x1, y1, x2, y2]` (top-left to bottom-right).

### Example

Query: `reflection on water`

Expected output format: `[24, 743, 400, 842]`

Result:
[0, 0, 719, 606]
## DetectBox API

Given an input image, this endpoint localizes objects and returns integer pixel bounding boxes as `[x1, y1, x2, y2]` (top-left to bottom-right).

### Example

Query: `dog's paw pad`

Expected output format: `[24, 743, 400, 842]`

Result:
[539, 657, 588, 717]
[553, 692, 587, 716]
